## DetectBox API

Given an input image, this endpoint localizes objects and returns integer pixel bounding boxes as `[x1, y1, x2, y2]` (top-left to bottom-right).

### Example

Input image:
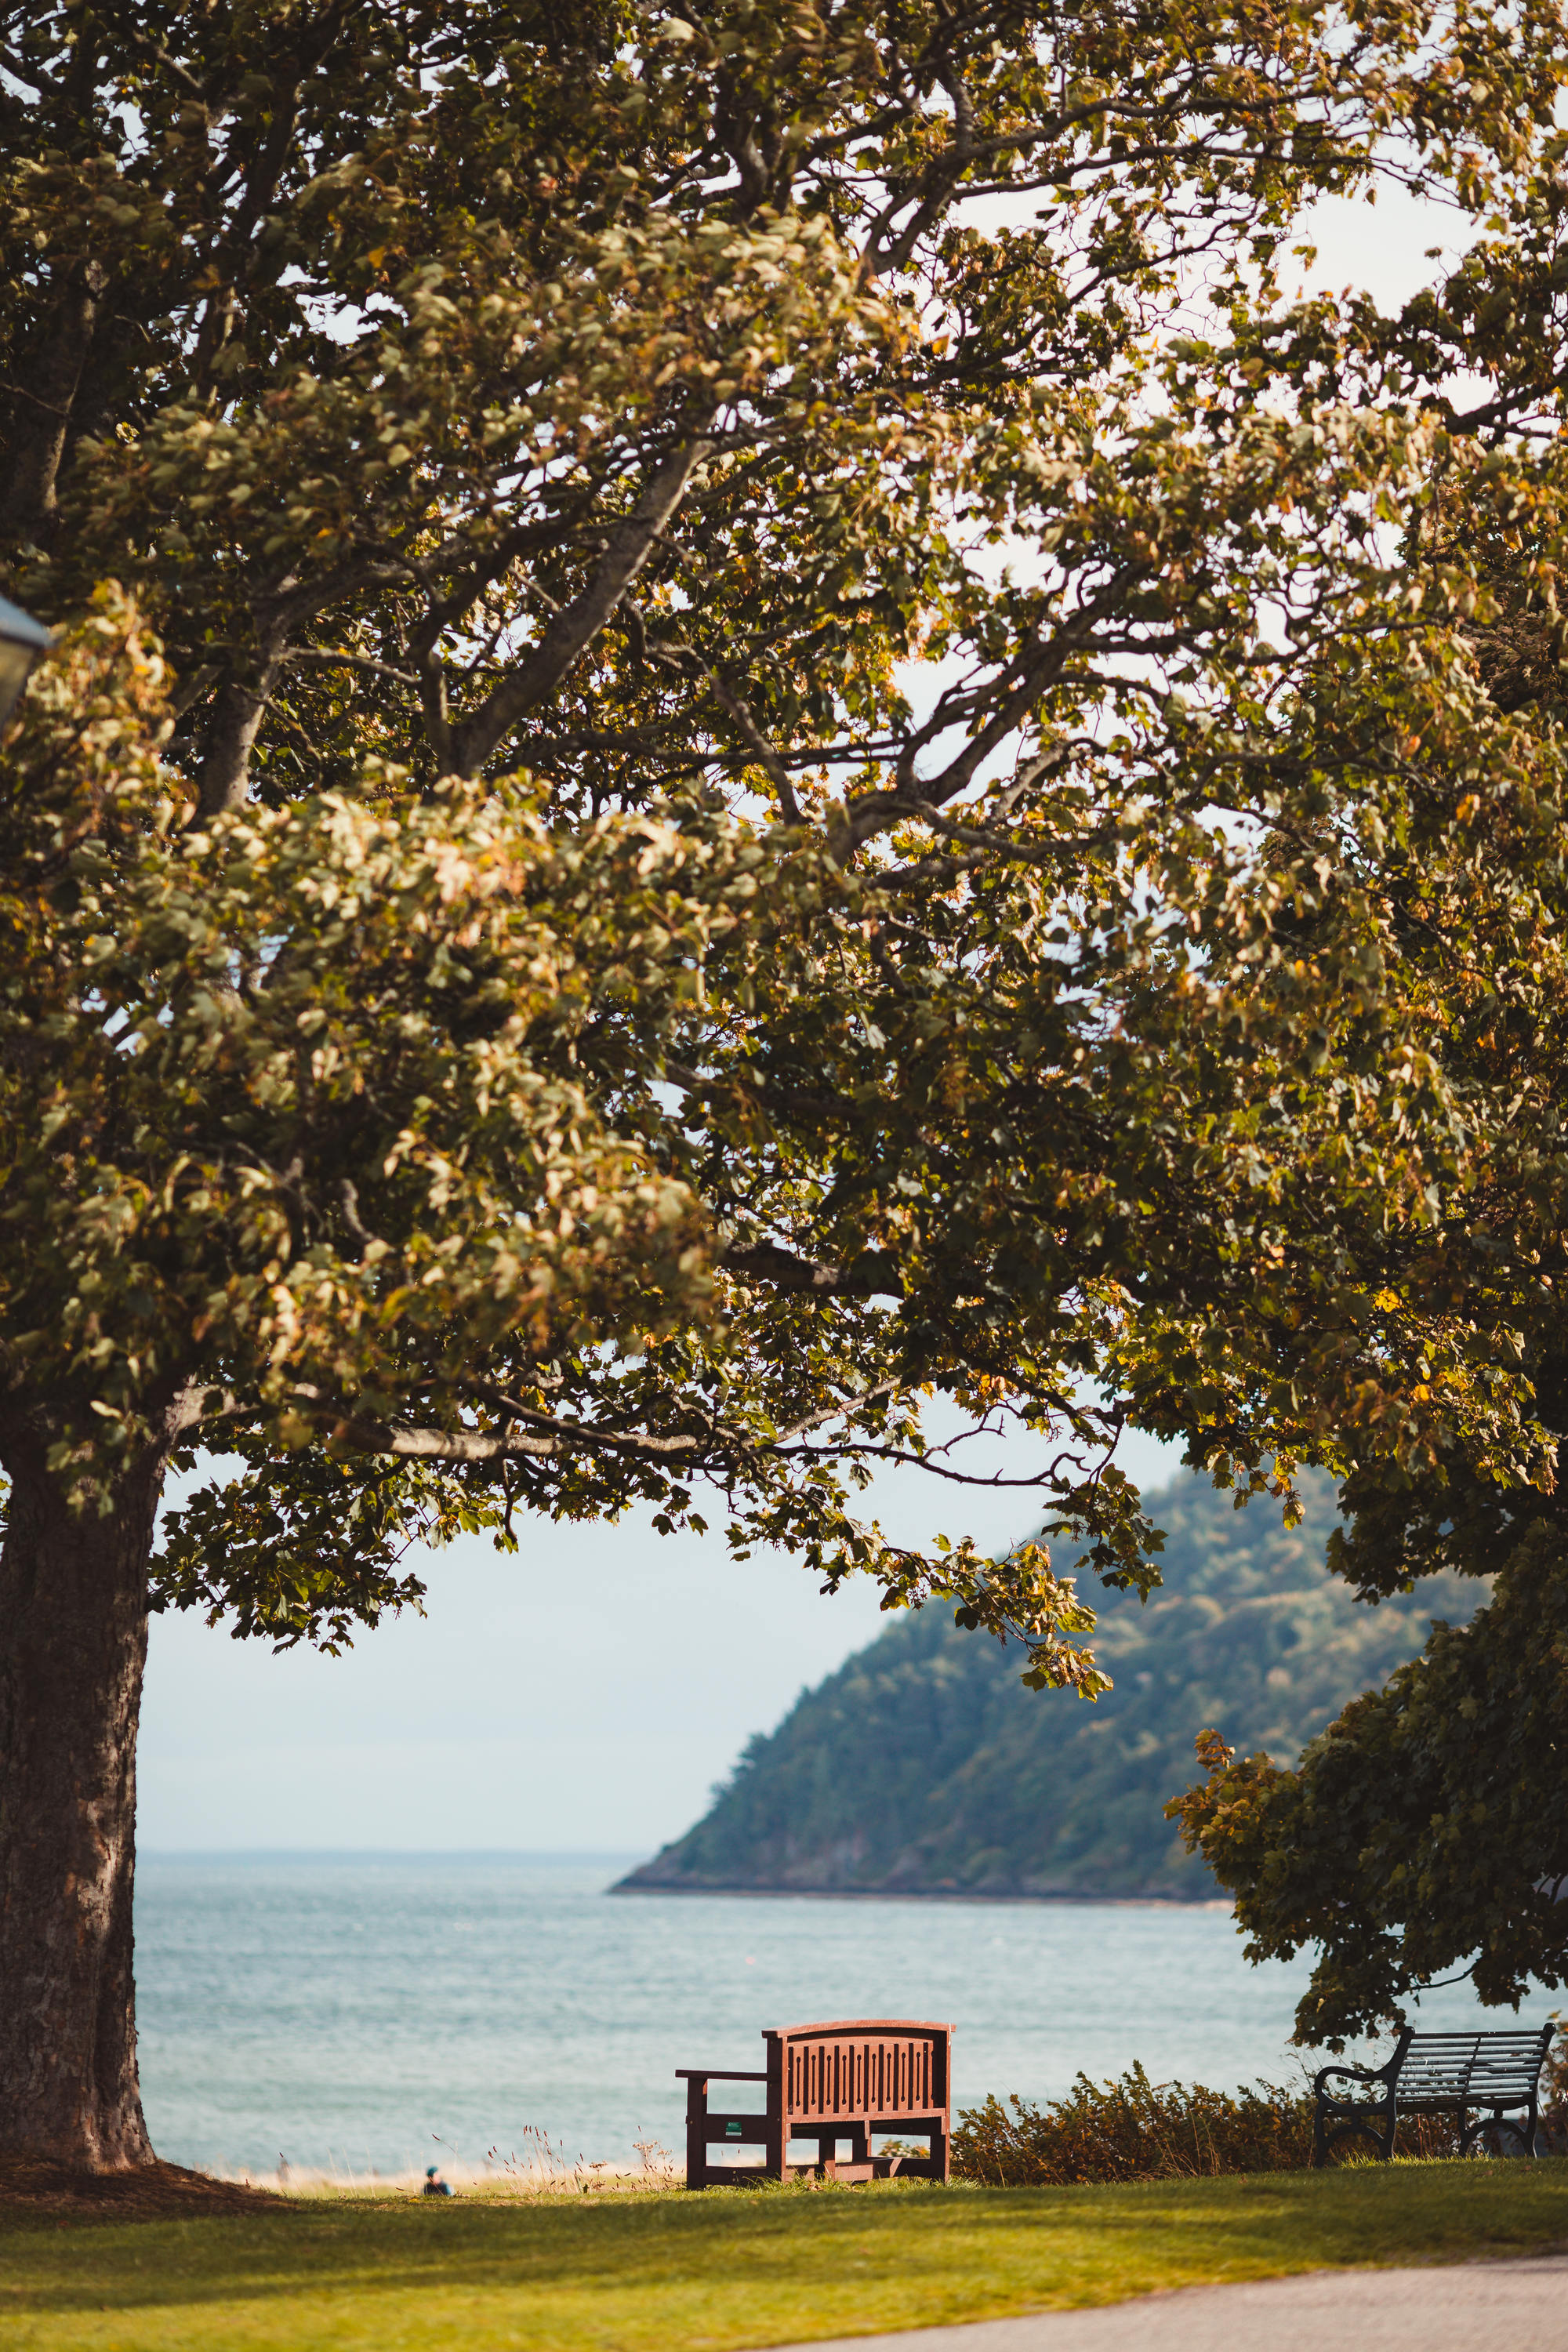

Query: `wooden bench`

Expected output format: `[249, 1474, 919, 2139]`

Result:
[1312, 2025, 1553, 2164]
[678, 2017, 952, 2190]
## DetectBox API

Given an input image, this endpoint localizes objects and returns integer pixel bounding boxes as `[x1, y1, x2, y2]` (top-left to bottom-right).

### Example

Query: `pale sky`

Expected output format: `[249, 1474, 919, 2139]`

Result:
[139, 1408, 1183, 1853]
[140, 181, 1464, 1859]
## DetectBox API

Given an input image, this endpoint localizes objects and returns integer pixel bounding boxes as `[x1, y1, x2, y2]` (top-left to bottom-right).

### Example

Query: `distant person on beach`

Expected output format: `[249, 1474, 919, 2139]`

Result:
[423, 2166, 452, 2198]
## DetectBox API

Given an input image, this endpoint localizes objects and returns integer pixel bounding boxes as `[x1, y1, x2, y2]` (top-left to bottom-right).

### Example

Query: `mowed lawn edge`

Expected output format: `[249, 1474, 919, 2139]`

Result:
[1, 2165, 1566, 2352]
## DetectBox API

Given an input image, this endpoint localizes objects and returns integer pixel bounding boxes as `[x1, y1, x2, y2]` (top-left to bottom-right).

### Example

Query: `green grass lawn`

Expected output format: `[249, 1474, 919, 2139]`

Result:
[2, 2165, 1565, 2352]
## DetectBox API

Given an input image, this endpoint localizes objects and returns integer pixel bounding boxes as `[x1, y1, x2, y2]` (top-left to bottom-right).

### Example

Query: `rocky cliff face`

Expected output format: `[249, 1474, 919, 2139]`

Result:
[616, 1473, 1479, 1900]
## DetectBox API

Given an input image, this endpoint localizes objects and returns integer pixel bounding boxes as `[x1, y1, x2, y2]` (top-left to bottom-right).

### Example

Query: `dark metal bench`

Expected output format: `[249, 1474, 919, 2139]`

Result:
[678, 2016, 952, 2190]
[1312, 2025, 1553, 2165]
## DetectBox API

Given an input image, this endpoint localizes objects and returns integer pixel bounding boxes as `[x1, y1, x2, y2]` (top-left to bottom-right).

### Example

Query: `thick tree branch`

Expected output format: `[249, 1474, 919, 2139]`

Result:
[720, 1240, 904, 1296]
[450, 423, 716, 775]
[1, 259, 106, 539]
[338, 1418, 558, 1464]
[196, 603, 292, 815]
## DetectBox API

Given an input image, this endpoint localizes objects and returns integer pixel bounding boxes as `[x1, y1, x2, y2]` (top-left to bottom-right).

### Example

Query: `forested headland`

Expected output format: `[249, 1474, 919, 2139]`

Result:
[619, 1477, 1476, 1901]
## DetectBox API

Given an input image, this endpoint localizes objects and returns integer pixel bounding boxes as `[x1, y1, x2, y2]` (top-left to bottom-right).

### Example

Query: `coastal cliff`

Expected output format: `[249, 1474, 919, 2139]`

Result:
[617, 1473, 1477, 1900]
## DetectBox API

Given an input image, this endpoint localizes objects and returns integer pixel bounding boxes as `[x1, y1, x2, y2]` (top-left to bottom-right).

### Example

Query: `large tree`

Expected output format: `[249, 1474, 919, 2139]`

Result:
[5, 0, 1567, 2164]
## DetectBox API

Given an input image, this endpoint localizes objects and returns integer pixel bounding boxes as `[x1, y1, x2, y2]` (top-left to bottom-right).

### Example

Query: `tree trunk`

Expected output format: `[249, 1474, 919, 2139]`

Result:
[0, 1450, 158, 2168]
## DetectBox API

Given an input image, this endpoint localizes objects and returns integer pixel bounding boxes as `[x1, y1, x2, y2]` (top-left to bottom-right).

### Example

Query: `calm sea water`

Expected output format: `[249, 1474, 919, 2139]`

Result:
[134, 1854, 1531, 2177]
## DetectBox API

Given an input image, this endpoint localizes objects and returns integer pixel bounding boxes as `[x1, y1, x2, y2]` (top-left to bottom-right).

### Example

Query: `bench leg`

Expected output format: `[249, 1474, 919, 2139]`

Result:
[1312, 2100, 1395, 2166]
[685, 2077, 710, 2191]
[793, 2129, 871, 2180]
[1460, 2106, 1539, 2158]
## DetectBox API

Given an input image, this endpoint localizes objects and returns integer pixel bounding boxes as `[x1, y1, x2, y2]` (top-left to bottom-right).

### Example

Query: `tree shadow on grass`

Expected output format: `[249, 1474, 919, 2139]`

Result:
[0, 2159, 284, 2227]
[1, 2169, 1565, 2320]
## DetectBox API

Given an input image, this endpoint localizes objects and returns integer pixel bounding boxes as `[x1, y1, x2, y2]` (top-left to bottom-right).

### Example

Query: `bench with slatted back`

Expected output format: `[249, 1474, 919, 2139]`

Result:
[1312, 2024, 1554, 2165]
[677, 2018, 952, 2190]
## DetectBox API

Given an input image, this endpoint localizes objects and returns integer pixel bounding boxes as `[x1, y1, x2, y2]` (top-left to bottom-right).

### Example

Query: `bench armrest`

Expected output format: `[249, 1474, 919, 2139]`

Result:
[1312, 2060, 1393, 2096]
[675, 2068, 769, 2082]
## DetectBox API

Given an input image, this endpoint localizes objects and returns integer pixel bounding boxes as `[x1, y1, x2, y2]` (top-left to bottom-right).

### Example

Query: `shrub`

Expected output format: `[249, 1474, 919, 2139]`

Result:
[950, 2063, 1465, 2185]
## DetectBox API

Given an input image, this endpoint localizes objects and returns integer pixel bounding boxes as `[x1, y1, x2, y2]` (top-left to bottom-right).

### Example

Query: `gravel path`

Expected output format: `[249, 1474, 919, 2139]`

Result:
[767, 2256, 1568, 2352]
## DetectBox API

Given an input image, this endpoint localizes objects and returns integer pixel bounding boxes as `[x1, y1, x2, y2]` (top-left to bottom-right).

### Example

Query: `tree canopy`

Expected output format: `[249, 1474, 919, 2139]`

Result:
[10, 0, 1568, 1652]
[8, 0, 1568, 2158]
[1163, 520, 1568, 2042]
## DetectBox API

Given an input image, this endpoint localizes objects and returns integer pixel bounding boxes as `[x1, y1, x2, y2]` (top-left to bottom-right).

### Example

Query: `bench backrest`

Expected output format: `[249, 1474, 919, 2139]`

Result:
[766, 2019, 952, 2125]
[1396, 2027, 1552, 2102]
